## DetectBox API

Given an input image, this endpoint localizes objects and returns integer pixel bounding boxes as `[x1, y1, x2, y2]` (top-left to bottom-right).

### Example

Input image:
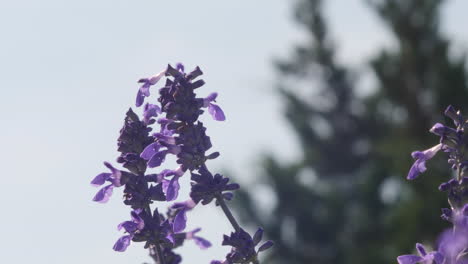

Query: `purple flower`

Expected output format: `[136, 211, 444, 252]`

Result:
[140, 136, 181, 170]
[203, 93, 226, 121]
[407, 144, 442, 180]
[93, 63, 270, 263]
[113, 209, 145, 252]
[190, 166, 240, 205]
[156, 167, 185, 201]
[221, 228, 273, 263]
[437, 226, 468, 264]
[136, 69, 166, 107]
[143, 103, 161, 125]
[91, 162, 124, 203]
[169, 199, 197, 233]
[185, 228, 212, 249]
[397, 243, 444, 264]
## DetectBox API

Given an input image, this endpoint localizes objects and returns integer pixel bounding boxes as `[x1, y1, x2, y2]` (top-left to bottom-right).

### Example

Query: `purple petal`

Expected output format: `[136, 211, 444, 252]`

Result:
[186, 228, 201, 238]
[428, 252, 444, 264]
[444, 105, 461, 125]
[463, 204, 468, 216]
[117, 221, 138, 233]
[225, 183, 240, 191]
[166, 234, 175, 245]
[407, 144, 442, 180]
[147, 150, 167, 168]
[222, 192, 234, 201]
[253, 228, 264, 246]
[166, 176, 180, 201]
[172, 199, 197, 210]
[143, 103, 161, 123]
[141, 142, 160, 160]
[411, 144, 442, 160]
[90, 172, 111, 186]
[176, 63, 184, 72]
[203, 93, 218, 107]
[193, 236, 212, 249]
[208, 103, 226, 121]
[173, 208, 187, 233]
[104, 161, 118, 174]
[148, 70, 166, 85]
[416, 243, 427, 256]
[113, 235, 132, 252]
[258, 240, 274, 252]
[397, 255, 424, 264]
[135, 89, 145, 107]
[92, 184, 114, 203]
[140, 82, 151, 97]
[130, 210, 145, 230]
[429, 123, 444, 134]
[407, 160, 426, 180]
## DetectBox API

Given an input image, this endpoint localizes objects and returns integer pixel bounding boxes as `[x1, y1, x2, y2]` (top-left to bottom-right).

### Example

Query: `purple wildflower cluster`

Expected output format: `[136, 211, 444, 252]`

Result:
[398, 106, 468, 264]
[91, 63, 273, 264]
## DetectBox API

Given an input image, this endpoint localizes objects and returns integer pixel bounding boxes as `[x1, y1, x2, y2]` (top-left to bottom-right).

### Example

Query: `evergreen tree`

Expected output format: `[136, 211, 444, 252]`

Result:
[233, 0, 468, 263]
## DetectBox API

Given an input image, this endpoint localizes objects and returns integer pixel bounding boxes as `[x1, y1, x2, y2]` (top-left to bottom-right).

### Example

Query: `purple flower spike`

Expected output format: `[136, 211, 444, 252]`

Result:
[397, 243, 444, 264]
[93, 64, 270, 261]
[408, 144, 442, 180]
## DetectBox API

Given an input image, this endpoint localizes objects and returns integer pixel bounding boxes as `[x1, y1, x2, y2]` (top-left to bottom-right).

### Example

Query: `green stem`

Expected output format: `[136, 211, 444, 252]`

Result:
[216, 193, 240, 231]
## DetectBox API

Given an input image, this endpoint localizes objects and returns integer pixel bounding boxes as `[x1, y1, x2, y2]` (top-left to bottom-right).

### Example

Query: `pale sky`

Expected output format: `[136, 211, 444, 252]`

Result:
[0, 0, 467, 263]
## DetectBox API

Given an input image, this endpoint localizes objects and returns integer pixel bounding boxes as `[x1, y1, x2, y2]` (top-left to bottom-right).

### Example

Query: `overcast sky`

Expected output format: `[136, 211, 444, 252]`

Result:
[1, 0, 467, 263]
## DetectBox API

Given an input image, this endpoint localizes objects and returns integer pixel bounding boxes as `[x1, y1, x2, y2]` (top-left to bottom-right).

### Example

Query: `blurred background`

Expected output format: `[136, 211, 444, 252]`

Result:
[1, 0, 468, 263]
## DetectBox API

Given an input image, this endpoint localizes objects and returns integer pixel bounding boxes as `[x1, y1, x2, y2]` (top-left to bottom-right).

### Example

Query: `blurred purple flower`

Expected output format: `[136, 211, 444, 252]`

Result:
[407, 144, 442, 180]
[397, 243, 444, 264]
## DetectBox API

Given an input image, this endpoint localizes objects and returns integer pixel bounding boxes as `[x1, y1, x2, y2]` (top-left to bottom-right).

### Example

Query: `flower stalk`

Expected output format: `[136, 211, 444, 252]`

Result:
[398, 105, 468, 264]
[91, 63, 273, 264]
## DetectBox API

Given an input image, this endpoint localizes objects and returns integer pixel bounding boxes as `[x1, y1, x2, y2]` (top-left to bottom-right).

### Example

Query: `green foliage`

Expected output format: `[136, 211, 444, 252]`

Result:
[233, 0, 468, 263]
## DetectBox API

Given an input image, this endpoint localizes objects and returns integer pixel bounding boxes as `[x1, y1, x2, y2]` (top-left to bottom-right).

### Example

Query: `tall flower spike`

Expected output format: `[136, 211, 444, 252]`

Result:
[399, 106, 468, 264]
[93, 63, 270, 263]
